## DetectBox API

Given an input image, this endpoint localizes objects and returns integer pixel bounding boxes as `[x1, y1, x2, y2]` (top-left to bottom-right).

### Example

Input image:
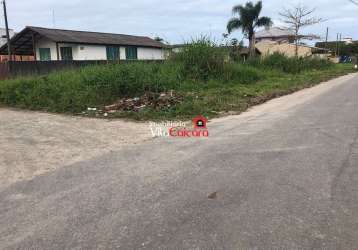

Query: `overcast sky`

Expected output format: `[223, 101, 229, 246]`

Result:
[4, 0, 357, 44]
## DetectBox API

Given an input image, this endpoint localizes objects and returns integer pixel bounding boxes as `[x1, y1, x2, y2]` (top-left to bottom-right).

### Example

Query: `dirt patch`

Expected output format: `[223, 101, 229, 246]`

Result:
[0, 109, 152, 188]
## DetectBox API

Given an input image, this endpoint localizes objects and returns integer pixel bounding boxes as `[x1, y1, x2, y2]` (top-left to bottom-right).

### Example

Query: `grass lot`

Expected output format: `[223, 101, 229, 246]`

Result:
[116, 64, 354, 120]
[0, 39, 355, 121]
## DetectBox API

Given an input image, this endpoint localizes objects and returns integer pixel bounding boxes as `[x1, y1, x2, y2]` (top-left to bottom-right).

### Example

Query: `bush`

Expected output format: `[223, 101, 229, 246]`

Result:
[247, 53, 332, 74]
[170, 37, 228, 81]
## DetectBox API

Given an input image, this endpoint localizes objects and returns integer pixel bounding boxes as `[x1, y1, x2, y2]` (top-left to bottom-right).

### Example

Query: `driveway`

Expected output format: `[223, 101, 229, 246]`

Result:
[1, 73, 358, 249]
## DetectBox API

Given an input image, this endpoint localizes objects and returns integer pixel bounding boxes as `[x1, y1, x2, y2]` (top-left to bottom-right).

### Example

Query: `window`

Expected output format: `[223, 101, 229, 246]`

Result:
[125, 46, 137, 60]
[106, 46, 120, 60]
[60, 47, 73, 60]
[39, 48, 51, 61]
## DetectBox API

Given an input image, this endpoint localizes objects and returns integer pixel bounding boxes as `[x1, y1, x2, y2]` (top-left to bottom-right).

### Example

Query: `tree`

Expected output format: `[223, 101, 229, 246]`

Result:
[227, 1, 272, 57]
[154, 36, 164, 42]
[279, 4, 324, 57]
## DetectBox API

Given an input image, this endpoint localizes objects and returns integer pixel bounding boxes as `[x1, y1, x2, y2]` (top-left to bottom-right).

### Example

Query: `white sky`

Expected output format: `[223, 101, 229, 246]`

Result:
[4, 0, 357, 44]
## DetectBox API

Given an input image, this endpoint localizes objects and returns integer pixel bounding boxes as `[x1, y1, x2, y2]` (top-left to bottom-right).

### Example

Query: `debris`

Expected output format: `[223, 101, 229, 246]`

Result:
[104, 91, 183, 113]
[208, 191, 218, 200]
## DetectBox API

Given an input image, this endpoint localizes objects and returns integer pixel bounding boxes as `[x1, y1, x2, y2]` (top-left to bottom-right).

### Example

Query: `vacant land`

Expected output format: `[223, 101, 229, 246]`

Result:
[0, 40, 355, 120]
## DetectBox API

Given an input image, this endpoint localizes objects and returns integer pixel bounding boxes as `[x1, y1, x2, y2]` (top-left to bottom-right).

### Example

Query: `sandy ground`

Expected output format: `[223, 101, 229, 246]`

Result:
[0, 110, 152, 187]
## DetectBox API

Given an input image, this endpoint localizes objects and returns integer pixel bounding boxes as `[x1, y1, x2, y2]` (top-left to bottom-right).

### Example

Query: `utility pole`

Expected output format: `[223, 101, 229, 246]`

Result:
[325, 27, 329, 49]
[335, 33, 339, 56]
[338, 33, 342, 57]
[2, 0, 11, 60]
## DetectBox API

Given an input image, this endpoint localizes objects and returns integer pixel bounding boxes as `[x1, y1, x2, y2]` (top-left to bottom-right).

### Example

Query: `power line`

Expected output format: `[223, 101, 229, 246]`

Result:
[349, 0, 358, 5]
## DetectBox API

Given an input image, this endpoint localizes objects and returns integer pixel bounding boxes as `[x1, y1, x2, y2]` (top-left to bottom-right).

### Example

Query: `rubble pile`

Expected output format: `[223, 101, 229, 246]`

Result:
[104, 91, 183, 112]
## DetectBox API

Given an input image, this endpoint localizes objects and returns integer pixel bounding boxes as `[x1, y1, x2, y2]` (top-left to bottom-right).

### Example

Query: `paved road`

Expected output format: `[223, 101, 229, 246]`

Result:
[1, 73, 358, 250]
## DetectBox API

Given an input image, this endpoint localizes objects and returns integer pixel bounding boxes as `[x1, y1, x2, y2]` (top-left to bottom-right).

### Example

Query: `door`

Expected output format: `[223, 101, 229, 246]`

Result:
[60, 47, 73, 60]
[106, 46, 120, 60]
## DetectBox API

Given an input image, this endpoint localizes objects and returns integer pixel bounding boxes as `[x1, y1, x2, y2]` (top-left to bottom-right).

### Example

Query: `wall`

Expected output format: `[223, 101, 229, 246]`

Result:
[0, 60, 165, 80]
[36, 38, 58, 60]
[73, 44, 107, 60]
[256, 41, 313, 58]
[138, 47, 164, 60]
[35, 37, 165, 60]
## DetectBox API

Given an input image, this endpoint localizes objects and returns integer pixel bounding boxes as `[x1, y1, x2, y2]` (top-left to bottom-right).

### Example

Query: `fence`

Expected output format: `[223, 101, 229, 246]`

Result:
[0, 60, 164, 80]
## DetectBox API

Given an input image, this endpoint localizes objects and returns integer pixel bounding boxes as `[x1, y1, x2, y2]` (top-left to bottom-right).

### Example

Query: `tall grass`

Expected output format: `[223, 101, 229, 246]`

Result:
[0, 39, 338, 115]
[247, 52, 333, 74]
[170, 37, 228, 81]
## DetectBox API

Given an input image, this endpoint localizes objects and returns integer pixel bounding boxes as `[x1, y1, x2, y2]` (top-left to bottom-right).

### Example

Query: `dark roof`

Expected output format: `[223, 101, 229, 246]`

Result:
[0, 26, 165, 55]
[239, 47, 261, 55]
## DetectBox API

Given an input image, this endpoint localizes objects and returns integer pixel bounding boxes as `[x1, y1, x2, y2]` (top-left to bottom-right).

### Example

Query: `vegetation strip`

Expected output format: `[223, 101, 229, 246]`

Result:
[0, 39, 355, 121]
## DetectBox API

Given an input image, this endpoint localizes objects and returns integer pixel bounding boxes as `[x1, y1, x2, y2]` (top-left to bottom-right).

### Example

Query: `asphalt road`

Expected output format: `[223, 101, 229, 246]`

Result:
[1, 73, 358, 250]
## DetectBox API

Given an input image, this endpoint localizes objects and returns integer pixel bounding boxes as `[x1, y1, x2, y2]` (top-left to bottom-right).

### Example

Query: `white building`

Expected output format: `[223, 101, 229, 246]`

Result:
[0, 26, 166, 61]
[0, 28, 15, 47]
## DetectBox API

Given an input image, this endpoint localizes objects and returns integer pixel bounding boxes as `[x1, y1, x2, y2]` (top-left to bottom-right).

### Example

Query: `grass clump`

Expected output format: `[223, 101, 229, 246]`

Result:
[170, 37, 228, 81]
[247, 52, 333, 74]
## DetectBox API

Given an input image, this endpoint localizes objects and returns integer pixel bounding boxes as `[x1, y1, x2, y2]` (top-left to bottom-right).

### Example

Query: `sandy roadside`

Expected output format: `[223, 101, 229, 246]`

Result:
[0, 73, 356, 188]
[0, 109, 152, 188]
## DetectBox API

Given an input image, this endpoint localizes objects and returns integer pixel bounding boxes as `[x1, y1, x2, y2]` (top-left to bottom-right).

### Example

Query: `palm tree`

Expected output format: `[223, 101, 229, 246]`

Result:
[227, 1, 272, 57]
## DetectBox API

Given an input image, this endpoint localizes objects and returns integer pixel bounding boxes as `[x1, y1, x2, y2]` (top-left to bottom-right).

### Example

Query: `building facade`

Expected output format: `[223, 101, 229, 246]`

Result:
[0, 26, 166, 61]
[35, 38, 165, 61]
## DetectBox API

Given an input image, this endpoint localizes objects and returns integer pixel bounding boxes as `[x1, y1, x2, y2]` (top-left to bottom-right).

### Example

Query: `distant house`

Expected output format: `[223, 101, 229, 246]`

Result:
[250, 27, 329, 58]
[255, 27, 299, 44]
[171, 44, 187, 53]
[0, 26, 166, 61]
[255, 41, 330, 58]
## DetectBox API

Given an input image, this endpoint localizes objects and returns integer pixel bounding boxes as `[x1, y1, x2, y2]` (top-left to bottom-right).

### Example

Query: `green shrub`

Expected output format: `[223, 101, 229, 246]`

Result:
[247, 52, 332, 74]
[170, 37, 228, 81]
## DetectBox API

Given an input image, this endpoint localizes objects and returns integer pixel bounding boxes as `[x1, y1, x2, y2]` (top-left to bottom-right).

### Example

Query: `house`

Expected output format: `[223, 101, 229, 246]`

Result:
[244, 27, 329, 58]
[255, 27, 298, 44]
[0, 28, 34, 62]
[255, 27, 318, 44]
[0, 26, 166, 61]
[255, 41, 330, 58]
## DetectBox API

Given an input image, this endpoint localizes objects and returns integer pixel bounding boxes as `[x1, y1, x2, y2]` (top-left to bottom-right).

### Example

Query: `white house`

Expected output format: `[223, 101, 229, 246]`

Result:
[0, 26, 166, 61]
